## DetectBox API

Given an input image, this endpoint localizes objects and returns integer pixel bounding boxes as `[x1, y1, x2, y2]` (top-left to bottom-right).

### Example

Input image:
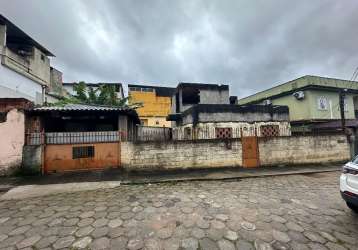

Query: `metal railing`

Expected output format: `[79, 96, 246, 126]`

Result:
[26, 131, 121, 145]
[1, 48, 48, 85]
[25, 124, 292, 145]
[134, 125, 172, 141]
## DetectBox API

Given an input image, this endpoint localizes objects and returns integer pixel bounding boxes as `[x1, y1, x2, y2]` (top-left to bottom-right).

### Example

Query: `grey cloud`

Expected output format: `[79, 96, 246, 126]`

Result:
[1, 0, 357, 97]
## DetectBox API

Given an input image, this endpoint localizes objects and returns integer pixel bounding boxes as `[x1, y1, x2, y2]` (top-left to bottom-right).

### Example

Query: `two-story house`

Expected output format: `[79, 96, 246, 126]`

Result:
[238, 75, 358, 133]
[0, 15, 63, 104]
[167, 83, 291, 141]
[171, 82, 230, 114]
[128, 84, 175, 127]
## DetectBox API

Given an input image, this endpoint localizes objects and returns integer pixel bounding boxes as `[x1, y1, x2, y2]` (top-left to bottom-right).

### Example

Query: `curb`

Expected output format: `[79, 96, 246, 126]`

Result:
[120, 167, 341, 185]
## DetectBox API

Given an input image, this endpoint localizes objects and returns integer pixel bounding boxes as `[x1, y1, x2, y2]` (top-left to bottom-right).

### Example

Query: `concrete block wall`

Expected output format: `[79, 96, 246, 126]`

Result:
[121, 134, 349, 171]
[258, 134, 350, 166]
[121, 139, 242, 170]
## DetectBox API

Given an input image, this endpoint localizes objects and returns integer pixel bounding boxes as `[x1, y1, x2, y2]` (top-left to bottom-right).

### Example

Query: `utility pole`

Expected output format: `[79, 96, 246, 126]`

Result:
[339, 89, 346, 134]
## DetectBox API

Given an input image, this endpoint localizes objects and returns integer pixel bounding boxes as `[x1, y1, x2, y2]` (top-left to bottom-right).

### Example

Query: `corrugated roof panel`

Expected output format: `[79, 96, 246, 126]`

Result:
[34, 103, 129, 111]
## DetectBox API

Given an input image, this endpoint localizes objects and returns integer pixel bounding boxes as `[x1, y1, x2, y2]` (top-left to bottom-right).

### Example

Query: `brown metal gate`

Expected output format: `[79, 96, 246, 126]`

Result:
[241, 136, 260, 167]
[44, 142, 121, 173]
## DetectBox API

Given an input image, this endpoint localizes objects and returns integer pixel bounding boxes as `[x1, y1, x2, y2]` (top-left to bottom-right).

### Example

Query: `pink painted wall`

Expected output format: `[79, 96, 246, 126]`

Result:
[0, 109, 25, 175]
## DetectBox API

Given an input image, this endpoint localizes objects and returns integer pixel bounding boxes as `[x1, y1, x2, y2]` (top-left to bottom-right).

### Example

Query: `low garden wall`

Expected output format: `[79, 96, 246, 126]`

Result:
[121, 134, 350, 171]
[21, 134, 350, 174]
[259, 134, 350, 166]
[121, 139, 242, 170]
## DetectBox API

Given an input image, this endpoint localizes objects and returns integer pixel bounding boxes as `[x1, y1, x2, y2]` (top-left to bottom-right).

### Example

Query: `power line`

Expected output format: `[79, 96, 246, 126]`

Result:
[351, 67, 358, 81]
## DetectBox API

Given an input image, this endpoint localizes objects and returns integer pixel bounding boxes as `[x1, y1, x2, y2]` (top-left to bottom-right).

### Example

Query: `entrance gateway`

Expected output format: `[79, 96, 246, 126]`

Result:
[241, 135, 260, 168]
[44, 142, 120, 173]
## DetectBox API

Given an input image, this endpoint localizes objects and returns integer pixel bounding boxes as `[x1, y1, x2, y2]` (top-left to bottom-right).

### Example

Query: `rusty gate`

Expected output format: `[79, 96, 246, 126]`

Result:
[26, 131, 122, 174]
[44, 142, 120, 173]
[241, 136, 260, 168]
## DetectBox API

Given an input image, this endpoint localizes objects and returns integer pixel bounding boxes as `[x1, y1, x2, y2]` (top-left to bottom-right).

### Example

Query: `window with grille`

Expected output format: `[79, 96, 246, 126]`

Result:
[72, 146, 95, 159]
[215, 128, 232, 139]
[317, 96, 328, 110]
[260, 125, 280, 137]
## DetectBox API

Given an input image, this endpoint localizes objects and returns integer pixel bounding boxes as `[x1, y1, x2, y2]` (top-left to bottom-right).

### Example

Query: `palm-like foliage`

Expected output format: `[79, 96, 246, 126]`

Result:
[49, 82, 142, 109]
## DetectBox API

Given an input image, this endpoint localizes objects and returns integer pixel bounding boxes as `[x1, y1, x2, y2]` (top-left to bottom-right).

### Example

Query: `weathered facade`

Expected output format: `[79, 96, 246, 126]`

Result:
[0, 98, 33, 175]
[0, 109, 25, 175]
[128, 84, 175, 127]
[121, 134, 349, 170]
[0, 15, 61, 104]
[24, 104, 140, 174]
[168, 104, 291, 139]
[171, 83, 230, 114]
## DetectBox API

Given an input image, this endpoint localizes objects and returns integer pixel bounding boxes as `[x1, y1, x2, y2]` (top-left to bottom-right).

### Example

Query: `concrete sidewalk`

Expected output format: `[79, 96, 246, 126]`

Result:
[0, 164, 342, 199]
[133, 164, 342, 183]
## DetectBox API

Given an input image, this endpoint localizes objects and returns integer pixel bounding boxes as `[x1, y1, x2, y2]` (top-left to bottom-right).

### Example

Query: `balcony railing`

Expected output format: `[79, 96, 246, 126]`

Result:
[1, 47, 49, 85]
[25, 123, 292, 146]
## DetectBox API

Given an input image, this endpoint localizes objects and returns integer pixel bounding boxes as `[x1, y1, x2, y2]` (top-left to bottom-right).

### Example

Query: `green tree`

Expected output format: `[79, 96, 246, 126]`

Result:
[50, 82, 142, 108]
[73, 81, 88, 102]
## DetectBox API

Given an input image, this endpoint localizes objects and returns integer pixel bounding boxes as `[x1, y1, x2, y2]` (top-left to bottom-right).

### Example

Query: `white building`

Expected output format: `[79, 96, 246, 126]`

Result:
[0, 15, 62, 104]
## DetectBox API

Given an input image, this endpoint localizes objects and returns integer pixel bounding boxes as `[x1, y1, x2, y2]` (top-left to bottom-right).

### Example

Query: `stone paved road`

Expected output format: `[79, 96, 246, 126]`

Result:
[0, 172, 357, 250]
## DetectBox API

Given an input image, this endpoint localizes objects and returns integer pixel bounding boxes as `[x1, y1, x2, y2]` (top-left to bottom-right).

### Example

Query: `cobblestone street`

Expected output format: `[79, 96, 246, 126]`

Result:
[0, 172, 357, 250]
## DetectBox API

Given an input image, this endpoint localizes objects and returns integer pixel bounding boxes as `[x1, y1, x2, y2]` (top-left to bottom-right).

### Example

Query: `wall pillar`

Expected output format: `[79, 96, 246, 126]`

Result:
[118, 115, 128, 140]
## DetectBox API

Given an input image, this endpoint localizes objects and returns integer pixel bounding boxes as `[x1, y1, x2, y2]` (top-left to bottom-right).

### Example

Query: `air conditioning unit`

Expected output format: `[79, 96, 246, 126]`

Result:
[292, 91, 305, 100]
[262, 99, 272, 105]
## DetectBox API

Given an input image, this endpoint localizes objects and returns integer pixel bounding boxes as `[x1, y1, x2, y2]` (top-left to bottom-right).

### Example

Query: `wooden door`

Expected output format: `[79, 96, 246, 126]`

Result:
[242, 136, 259, 167]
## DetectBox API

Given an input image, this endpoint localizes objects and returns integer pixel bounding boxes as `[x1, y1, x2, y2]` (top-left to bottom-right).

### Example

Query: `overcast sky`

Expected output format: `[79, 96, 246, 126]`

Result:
[1, 0, 358, 97]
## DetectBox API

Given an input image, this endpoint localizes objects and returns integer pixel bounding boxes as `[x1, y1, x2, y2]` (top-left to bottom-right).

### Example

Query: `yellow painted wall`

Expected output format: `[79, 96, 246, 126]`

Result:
[129, 91, 172, 127]
[140, 117, 171, 127]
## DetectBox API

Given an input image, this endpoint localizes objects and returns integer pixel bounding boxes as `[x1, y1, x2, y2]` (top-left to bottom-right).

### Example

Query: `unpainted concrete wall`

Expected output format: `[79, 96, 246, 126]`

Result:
[3, 46, 50, 86]
[121, 134, 349, 171]
[199, 89, 230, 105]
[0, 109, 25, 175]
[259, 134, 350, 166]
[176, 88, 230, 113]
[121, 139, 242, 170]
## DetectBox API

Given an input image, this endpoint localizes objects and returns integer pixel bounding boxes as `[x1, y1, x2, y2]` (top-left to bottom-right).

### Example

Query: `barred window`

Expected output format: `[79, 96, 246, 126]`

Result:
[260, 125, 279, 137]
[215, 128, 232, 139]
[317, 96, 328, 110]
[72, 146, 95, 159]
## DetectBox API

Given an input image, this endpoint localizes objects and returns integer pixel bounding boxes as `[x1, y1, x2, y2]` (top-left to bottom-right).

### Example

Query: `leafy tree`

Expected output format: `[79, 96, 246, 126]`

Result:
[87, 86, 97, 104]
[49, 81, 142, 109]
